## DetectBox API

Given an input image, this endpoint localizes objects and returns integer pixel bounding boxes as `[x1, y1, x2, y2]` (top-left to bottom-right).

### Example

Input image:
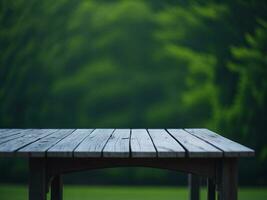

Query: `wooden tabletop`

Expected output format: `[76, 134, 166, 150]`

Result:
[0, 129, 254, 158]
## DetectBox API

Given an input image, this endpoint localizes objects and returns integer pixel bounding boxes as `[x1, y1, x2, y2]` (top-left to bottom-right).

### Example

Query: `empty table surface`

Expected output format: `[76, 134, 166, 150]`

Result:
[0, 128, 254, 158]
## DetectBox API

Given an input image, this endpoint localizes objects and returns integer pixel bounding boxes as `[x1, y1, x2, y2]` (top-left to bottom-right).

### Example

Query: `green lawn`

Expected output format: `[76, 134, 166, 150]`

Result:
[0, 185, 266, 200]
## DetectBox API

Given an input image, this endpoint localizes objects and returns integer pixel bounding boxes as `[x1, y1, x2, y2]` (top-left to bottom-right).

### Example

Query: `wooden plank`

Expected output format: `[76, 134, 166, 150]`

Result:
[74, 129, 114, 157]
[103, 129, 130, 158]
[0, 129, 21, 134]
[0, 129, 11, 134]
[167, 129, 222, 157]
[0, 129, 27, 139]
[147, 129, 185, 157]
[0, 129, 32, 145]
[0, 134, 24, 145]
[0, 129, 58, 156]
[185, 129, 255, 157]
[19, 129, 75, 157]
[47, 129, 94, 157]
[131, 129, 156, 158]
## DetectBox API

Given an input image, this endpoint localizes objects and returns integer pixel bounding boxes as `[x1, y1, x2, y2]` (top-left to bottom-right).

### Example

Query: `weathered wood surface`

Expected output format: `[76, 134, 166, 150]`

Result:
[0, 129, 9, 133]
[0, 129, 254, 158]
[131, 129, 156, 158]
[0, 129, 31, 145]
[185, 129, 255, 157]
[48, 129, 93, 157]
[0, 129, 57, 156]
[103, 129, 131, 158]
[19, 129, 75, 157]
[148, 129, 185, 157]
[167, 129, 222, 157]
[0, 129, 24, 138]
[74, 129, 114, 157]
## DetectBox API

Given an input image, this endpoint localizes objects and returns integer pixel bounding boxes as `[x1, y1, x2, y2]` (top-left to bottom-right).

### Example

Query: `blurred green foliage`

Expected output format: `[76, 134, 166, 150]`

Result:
[0, 0, 266, 185]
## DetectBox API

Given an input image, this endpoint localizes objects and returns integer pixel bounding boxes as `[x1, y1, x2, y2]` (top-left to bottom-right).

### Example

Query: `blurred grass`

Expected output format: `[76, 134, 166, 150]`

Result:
[0, 185, 266, 200]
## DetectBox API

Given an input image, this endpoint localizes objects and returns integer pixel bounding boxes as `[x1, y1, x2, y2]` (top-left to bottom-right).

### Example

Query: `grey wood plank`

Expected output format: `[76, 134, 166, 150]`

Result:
[0, 129, 58, 156]
[74, 129, 114, 157]
[131, 129, 156, 158]
[103, 129, 130, 158]
[0, 129, 27, 139]
[167, 129, 223, 157]
[0, 129, 32, 145]
[18, 129, 75, 157]
[0, 129, 10, 133]
[147, 129, 185, 157]
[0, 129, 14, 137]
[0, 129, 21, 134]
[185, 129, 255, 157]
[47, 129, 94, 157]
[0, 134, 24, 145]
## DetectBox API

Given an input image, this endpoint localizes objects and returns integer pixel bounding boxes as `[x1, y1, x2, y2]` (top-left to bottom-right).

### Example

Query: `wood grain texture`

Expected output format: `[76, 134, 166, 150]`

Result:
[185, 129, 255, 157]
[47, 129, 94, 157]
[131, 129, 156, 158]
[0, 128, 255, 158]
[148, 129, 185, 157]
[167, 129, 222, 157]
[0, 129, 31, 145]
[19, 129, 75, 157]
[0, 129, 15, 135]
[74, 129, 114, 157]
[0, 129, 58, 156]
[0, 129, 24, 138]
[103, 129, 130, 158]
[0, 129, 28, 140]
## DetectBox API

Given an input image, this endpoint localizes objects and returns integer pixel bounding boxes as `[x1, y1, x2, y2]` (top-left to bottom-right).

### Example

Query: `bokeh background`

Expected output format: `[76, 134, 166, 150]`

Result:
[0, 0, 267, 190]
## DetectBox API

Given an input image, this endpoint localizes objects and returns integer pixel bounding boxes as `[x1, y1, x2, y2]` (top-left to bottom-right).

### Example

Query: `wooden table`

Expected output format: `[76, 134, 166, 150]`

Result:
[0, 129, 254, 200]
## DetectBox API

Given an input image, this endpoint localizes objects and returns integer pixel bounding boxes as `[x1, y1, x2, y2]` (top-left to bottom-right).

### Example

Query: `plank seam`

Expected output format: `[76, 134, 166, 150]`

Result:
[165, 129, 189, 157]
[184, 129, 225, 157]
[72, 129, 95, 158]
[45, 129, 77, 157]
[146, 129, 158, 158]
[0, 135, 23, 145]
[13, 129, 60, 153]
[129, 129, 132, 158]
[101, 129, 116, 158]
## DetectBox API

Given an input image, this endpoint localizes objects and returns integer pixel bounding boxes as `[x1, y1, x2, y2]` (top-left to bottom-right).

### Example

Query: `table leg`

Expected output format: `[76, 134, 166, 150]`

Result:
[51, 175, 63, 200]
[29, 158, 47, 200]
[207, 178, 215, 200]
[188, 174, 200, 200]
[217, 159, 238, 200]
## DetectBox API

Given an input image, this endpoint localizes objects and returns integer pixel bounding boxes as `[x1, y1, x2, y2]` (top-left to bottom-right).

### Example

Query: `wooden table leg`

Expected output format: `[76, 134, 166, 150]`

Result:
[217, 159, 238, 200]
[51, 175, 63, 200]
[29, 158, 47, 200]
[207, 178, 215, 200]
[188, 174, 200, 200]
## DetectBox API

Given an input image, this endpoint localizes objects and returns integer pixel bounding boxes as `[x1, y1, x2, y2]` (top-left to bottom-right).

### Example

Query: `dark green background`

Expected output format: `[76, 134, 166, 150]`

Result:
[0, 0, 266, 185]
